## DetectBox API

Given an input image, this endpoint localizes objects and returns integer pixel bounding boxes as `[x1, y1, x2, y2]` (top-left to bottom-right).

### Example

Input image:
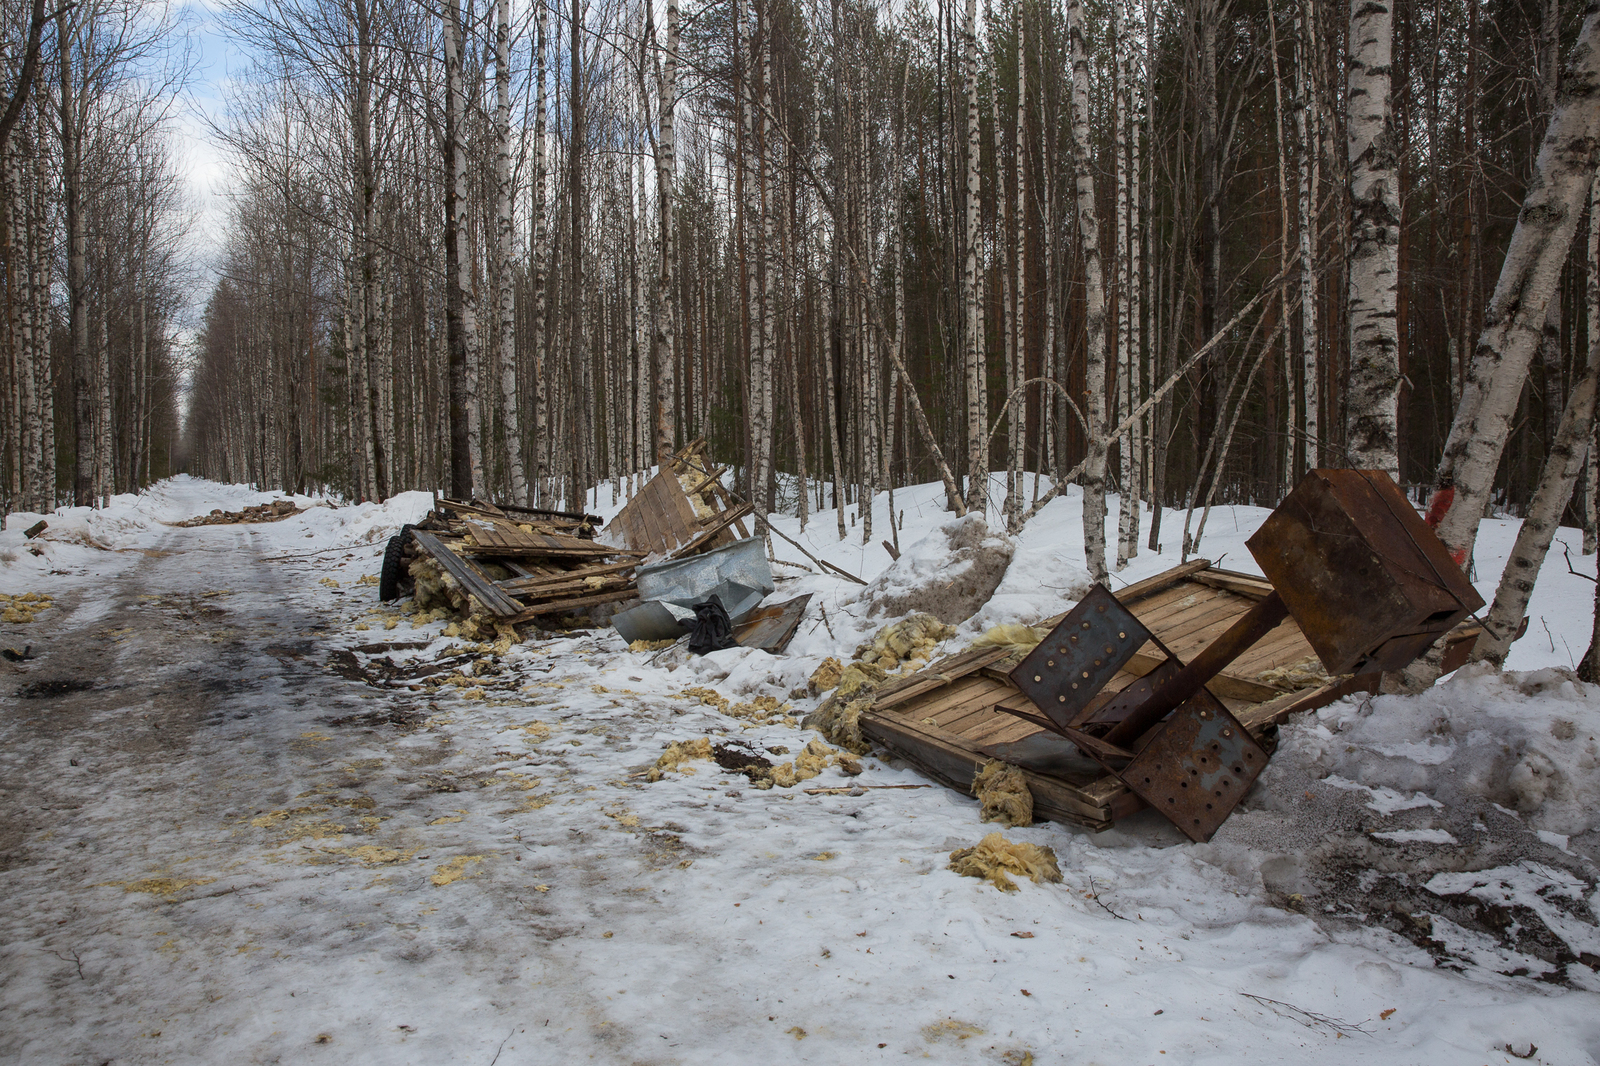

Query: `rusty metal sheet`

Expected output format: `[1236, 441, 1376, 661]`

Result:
[1010, 585, 1152, 730]
[733, 593, 814, 653]
[1247, 469, 1483, 675]
[1077, 656, 1183, 729]
[1117, 690, 1268, 842]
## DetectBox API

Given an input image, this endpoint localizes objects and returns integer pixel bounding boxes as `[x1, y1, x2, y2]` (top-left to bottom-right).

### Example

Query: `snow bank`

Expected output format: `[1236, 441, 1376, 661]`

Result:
[861, 512, 1014, 623]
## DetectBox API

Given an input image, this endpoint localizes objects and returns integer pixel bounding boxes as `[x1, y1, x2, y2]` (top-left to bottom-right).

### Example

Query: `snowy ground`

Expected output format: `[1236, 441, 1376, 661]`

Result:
[1, 473, 1598, 1065]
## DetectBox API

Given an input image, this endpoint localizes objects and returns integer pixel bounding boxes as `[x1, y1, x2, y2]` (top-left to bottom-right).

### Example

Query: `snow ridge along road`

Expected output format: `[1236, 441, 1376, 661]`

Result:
[1, 476, 1598, 1065]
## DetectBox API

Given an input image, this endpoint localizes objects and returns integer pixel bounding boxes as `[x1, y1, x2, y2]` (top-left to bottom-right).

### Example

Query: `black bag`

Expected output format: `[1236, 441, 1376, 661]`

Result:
[687, 595, 739, 654]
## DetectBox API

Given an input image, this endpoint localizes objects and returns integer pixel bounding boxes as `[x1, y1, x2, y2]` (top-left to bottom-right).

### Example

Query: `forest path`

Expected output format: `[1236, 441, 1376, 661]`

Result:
[0, 520, 616, 1065]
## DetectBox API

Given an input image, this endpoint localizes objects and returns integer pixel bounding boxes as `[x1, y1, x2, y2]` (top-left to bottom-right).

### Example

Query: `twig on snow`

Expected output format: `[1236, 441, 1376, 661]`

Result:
[1562, 540, 1597, 582]
[50, 949, 84, 980]
[489, 1025, 516, 1066]
[1085, 873, 1131, 921]
[1239, 993, 1371, 1035]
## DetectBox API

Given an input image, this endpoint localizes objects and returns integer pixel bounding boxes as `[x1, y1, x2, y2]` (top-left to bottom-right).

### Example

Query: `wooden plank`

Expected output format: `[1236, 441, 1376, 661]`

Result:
[509, 589, 641, 622]
[512, 575, 634, 601]
[1233, 672, 1382, 733]
[885, 675, 1000, 727]
[1142, 586, 1240, 643]
[914, 681, 1021, 735]
[411, 530, 525, 618]
[1116, 558, 1215, 605]
[667, 503, 756, 559]
[733, 594, 813, 653]
[869, 647, 1014, 711]
[500, 560, 638, 594]
[1228, 624, 1321, 679]
[612, 470, 705, 555]
[861, 712, 1114, 828]
[1191, 569, 1274, 599]
[1037, 559, 1214, 628]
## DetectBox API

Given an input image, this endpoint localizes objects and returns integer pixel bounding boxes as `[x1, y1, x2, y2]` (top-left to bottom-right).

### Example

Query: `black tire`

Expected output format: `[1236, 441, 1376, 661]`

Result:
[379, 524, 415, 602]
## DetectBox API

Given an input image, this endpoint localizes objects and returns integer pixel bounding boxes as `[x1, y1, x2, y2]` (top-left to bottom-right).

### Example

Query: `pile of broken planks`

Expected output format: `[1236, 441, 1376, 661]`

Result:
[390, 496, 643, 625]
[178, 500, 302, 526]
[858, 559, 1488, 832]
[385, 444, 792, 641]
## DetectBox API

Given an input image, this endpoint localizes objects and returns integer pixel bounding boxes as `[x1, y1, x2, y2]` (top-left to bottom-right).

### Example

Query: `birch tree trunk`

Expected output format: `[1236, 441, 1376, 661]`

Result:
[1114, 0, 1135, 568]
[755, 12, 777, 515]
[961, 0, 985, 513]
[494, 0, 526, 505]
[1069, 0, 1109, 583]
[1429, 4, 1600, 567]
[1013, 11, 1028, 528]
[442, 0, 473, 499]
[531, 0, 549, 497]
[59, 16, 93, 507]
[1475, 335, 1599, 667]
[1345, 0, 1401, 478]
[1295, 0, 1320, 470]
[654, 0, 678, 463]
[1587, 180, 1599, 556]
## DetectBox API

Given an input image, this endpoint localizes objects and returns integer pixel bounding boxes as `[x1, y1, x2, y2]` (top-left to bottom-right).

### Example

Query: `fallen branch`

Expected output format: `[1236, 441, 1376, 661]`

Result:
[1239, 993, 1371, 1035]
[802, 784, 933, 795]
[1085, 873, 1132, 921]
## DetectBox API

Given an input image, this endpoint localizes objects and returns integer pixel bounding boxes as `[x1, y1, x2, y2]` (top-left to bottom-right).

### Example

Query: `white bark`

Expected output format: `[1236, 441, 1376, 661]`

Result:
[1431, 7, 1600, 566]
[1069, 0, 1109, 583]
[1295, 0, 1320, 470]
[961, 0, 985, 513]
[1345, 0, 1401, 478]
[654, 0, 678, 462]
[494, 0, 526, 506]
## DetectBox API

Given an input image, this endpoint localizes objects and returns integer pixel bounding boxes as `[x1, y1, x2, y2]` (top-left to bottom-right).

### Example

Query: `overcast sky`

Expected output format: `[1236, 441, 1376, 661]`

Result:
[177, 0, 242, 279]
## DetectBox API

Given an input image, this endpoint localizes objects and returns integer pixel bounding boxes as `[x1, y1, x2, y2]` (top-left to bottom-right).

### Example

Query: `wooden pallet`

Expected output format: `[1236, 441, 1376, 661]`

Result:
[859, 559, 1483, 831]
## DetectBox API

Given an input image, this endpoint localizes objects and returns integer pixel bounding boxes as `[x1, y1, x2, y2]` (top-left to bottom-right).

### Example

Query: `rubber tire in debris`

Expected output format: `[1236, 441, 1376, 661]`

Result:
[378, 525, 415, 602]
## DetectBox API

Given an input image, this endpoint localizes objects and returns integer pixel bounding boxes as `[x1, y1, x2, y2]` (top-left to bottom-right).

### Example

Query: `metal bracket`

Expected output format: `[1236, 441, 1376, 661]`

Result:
[1116, 690, 1269, 843]
[1009, 585, 1152, 731]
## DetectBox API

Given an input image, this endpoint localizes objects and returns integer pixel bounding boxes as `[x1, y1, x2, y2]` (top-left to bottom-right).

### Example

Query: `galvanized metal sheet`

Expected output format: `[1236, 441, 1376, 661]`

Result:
[636, 536, 775, 607]
[1117, 691, 1269, 843]
[1009, 585, 1153, 730]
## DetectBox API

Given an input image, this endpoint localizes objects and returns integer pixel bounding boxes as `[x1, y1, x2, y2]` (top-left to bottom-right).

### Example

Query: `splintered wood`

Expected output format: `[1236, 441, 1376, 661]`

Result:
[178, 500, 302, 526]
[395, 443, 775, 637]
[402, 499, 643, 623]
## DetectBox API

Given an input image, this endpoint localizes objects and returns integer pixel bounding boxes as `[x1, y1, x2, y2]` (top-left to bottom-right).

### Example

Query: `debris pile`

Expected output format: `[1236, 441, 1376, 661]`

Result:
[644, 734, 851, 789]
[864, 512, 1014, 623]
[381, 443, 811, 654]
[804, 613, 958, 753]
[856, 470, 1499, 842]
[178, 500, 301, 526]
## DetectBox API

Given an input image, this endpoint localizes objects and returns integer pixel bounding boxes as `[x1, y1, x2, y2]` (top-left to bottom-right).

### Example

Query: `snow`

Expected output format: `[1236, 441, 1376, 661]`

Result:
[1372, 829, 1460, 845]
[1, 474, 1598, 1064]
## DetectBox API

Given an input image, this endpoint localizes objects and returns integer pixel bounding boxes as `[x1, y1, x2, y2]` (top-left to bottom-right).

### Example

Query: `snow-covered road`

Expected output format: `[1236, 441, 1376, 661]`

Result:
[1, 477, 1598, 1065]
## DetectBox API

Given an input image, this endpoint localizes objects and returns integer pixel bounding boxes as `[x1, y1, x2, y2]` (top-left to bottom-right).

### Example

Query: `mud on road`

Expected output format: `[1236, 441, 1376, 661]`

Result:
[0, 525, 623, 1064]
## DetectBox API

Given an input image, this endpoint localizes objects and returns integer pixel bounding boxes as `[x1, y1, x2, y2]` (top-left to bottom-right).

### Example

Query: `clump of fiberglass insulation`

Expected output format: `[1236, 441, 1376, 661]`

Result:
[863, 512, 1014, 624]
[645, 737, 715, 782]
[406, 555, 518, 645]
[803, 614, 957, 753]
[645, 736, 854, 787]
[972, 759, 1033, 826]
[947, 833, 1062, 892]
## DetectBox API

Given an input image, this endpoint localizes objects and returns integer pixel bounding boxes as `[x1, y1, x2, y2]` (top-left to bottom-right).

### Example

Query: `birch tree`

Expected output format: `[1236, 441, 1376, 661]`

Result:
[1344, 0, 1400, 478]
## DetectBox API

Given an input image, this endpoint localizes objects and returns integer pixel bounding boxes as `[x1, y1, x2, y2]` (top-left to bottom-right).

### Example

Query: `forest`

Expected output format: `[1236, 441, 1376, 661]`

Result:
[1, 0, 1598, 588]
